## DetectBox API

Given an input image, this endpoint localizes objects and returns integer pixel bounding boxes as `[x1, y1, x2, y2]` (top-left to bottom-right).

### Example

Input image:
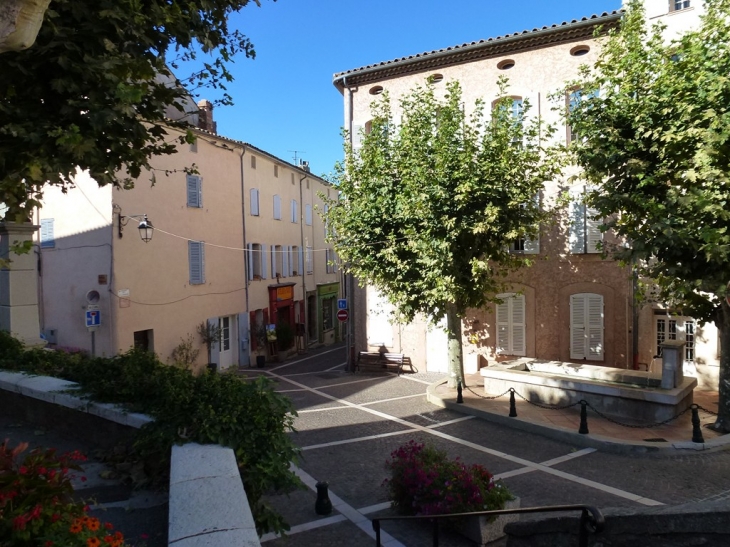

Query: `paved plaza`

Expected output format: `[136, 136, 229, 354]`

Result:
[248, 343, 730, 546]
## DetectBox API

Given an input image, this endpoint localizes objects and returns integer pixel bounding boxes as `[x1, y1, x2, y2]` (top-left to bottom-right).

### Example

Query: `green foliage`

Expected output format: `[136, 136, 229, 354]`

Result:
[0, 331, 301, 535]
[326, 78, 563, 383]
[197, 320, 222, 364]
[170, 333, 201, 369]
[565, 0, 730, 429]
[275, 321, 294, 351]
[0, 0, 271, 219]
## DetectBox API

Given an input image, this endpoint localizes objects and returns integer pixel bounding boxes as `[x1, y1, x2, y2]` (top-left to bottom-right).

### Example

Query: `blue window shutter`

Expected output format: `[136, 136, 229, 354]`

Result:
[273, 195, 281, 220]
[271, 246, 276, 277]
[298, 247, 304, 275]
[40, 219, 55, 248]
[189, 241, 205, 284]
[186, 175, 201, 207]
[261, 244, 268, 279]
[305, 204, 312, 226]
[283, 246, 289, 277]
[250, 188, 259, 216]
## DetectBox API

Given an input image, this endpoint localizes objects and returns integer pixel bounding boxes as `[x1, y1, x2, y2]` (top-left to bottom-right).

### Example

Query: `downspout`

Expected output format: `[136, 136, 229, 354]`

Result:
[239, 146, 251, 361]
[299, 172, 308, 349]
[343, 75, 356, 370]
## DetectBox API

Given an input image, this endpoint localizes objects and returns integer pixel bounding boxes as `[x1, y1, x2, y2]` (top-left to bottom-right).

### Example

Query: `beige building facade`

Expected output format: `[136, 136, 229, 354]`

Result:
[34, 106, 340, 371]
[333, 0, 720, 386]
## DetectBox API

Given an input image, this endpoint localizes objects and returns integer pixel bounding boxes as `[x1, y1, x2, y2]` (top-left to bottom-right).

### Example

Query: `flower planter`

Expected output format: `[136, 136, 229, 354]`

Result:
[453, 497, 520, 545]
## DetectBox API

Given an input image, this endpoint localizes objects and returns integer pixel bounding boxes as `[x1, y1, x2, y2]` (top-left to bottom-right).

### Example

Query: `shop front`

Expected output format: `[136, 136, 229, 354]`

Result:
[316, 282, 340, 345]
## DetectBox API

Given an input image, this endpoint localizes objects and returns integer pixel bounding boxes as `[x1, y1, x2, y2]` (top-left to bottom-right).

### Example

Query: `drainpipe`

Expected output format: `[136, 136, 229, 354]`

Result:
[239, 146, 251, 361]
[299, 172, 308, 349]
[343, 75, 356, 371]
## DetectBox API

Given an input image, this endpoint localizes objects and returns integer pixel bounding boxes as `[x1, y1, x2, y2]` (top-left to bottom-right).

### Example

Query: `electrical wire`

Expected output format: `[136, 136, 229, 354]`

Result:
[110, 286, 247, 306]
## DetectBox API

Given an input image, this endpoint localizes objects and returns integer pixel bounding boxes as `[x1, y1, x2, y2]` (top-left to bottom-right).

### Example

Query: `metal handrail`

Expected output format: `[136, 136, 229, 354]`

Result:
[372, 504, 605, 547]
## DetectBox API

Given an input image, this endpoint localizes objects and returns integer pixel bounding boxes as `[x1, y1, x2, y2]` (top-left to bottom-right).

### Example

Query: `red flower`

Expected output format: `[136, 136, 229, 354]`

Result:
[51, 513, 61, 522]
[18, 466, 28, 475]
[13, 515, 27, 531]
[104, 522, 114, 530]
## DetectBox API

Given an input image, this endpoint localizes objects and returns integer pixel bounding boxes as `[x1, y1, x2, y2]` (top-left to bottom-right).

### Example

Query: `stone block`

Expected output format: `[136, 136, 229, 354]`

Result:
[170, 443, 241, 485]
[170, 529, 260, 547]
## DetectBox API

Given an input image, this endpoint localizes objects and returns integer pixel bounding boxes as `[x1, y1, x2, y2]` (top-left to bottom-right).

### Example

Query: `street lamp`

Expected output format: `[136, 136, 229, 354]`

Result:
[118, 213, 154, 243]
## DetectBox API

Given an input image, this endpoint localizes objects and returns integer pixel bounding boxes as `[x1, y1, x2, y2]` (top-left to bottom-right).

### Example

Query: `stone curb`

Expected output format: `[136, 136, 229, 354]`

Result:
[426, 378, 730, 455]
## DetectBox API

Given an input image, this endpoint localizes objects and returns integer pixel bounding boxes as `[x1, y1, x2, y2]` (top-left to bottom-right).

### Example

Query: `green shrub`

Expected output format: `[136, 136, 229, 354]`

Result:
[0, 331, 301, 536]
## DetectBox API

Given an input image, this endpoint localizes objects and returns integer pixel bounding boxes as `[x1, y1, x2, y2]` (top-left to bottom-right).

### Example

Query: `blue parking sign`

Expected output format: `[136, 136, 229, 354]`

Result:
[337, 299, 347, 310]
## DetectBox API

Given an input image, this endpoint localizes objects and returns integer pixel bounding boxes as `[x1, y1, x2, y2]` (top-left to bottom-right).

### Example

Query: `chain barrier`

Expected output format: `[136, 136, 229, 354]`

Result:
[464, 385, 513, 400]
[581, 400, 692, 429]
[511, 389, 583, 411]
[694, 404, 718, 416]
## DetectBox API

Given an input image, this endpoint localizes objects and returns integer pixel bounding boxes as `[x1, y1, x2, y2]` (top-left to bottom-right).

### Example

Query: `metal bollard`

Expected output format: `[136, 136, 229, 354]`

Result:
[509, 388, 517, 417]
[579, 401, 589, 434]
[691, 404, 705, 444]
[315, 481, 333, 515]
[456, 380, 464, 404]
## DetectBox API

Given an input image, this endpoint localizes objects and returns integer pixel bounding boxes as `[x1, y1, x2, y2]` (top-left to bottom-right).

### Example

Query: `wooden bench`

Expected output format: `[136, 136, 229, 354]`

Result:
[355, 352, 417, 375]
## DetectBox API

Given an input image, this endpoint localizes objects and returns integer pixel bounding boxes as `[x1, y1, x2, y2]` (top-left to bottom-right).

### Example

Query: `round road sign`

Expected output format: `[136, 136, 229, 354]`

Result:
[337, 309, 349, 322]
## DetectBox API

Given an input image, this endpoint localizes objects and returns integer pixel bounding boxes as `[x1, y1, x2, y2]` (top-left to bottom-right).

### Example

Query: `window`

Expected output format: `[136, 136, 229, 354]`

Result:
[40, 218, 55, 248]
[133, 330, 154, 352]
[569, 186, 602, 254]
[670, 0, 690, 11]
[326, 249, 337, 274]
[186, 174, 202, 208]
[291, 246, 301, 275]
[656, 315, 695, 362]
[251, 155, 256, 169]
[509, 199, 540, 254]
[274, 165, 279, 177]
[567, 88, 599, 142]
[291, 199, 298, 223]
[322, 297, 334, 330]
[570, 293, 604, 360]
[250, 188, 260, 216]
[305, 204, 313, 226]
[570, 45, 590, 57]
[306, 246, 313, 273]
[247, 243, 267, 280]
[496, 293, 526, 356]
[497, 59, 515, 70]
[273, 194, 281, 220]
[272, 245, 284, 277]
[219, 316, 231, 352]
[188, 240, 205, 285]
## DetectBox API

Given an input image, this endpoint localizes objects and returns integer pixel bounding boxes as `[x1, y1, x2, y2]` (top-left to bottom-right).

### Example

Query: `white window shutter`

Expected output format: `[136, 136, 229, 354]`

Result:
[40, 219, 55, 248]
[523, 233, 540, 254]
[586, 294, 604, 360]
[352, 124, 364, 152]
[250, 188, 259, 216]
[586, 202, 602, 254]
[246, 243, 253, 281]
[186, 175, 201, 207]
[261, 245, 269, 279]
[305, 204, 312, 226]
[189, 241, 205, 284]
[291, 200, 298, 223]
[568, 188, 586, 254]
[283, 246, 290, 277]
[273, 195, 281, 220]
[298, 246, 304, 275]
[511, 295, 526, 356]
[496, 298, 510, 354]
[570, 294, 587, 359]
[271, 246, 277, 277]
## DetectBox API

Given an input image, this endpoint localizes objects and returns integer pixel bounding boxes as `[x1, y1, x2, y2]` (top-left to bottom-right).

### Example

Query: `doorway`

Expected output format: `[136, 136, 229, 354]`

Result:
[218, 315, 235, 370]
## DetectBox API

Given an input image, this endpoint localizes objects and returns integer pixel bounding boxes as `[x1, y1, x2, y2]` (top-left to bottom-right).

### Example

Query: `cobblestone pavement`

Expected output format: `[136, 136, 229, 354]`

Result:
[243, 343, 730, 547]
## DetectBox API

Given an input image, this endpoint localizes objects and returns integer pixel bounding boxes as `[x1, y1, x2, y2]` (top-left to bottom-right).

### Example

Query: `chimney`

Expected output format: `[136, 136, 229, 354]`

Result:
[299, 159, 310, 173]
[197, 99, 217, 134]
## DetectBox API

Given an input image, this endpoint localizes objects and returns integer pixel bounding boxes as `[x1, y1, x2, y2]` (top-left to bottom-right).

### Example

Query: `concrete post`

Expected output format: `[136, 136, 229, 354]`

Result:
[659, 340, 685, 389]
[0, 222, 46, 347]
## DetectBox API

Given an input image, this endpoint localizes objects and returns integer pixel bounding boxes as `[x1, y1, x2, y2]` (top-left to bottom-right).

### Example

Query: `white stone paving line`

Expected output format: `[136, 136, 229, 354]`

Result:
[268, 369, 665, 507]
[274, 363, 348, 378]
[286, 464, 406, 547]
[268, 347, 346, 372]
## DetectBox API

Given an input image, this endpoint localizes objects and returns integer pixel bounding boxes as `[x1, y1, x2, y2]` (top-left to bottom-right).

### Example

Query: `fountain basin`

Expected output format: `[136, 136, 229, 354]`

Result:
[480, 358, 696, 423]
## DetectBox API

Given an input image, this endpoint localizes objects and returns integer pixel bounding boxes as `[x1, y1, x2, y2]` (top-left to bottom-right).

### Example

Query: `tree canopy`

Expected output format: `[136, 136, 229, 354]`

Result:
[326, 80, 563, 385]
[0, 0, 268, 220]
[567, 0, 730, 429]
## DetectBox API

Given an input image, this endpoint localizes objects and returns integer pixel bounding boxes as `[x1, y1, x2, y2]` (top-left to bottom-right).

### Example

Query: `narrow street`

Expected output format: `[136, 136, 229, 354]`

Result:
[247, 343, 730, 546]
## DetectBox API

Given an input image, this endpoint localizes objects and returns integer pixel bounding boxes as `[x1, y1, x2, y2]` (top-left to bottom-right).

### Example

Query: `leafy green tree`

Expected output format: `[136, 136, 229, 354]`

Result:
[567, 0, 730, 430]
[0, 0, 268, 220]
[327, 79, 563, 387]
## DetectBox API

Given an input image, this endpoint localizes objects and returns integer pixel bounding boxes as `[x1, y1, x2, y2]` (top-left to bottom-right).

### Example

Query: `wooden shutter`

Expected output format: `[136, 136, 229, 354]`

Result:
[496, 298, 510, 354]
[273, 194, 281, 220]
[352, 124, 363, 152]
[271, 246, 277, 277]
[261, 244, 268, 279]
[523, 233, 539, 254]
[186, 175, 201, 207]
[298, 246, 304, 275]
[40, 218, 55, 248]
[511, 295, 526, 356]
[189, 241, 205, 284]
[250, 188, 259, 216]
[283, 245, 290, 278]
[585, 195, 602, 253]
[570, 293, 587, 359]
[246, 243, 253, 280]
[568, 187, 586, 254]
[305, 204, 312, 226]
[586, 294, 604, 360]
[291, 199, 298, 223]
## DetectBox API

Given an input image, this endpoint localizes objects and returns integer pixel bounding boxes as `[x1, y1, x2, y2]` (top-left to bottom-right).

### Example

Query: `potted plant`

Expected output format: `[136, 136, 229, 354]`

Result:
[197, 321, 222, 372]
[383, 440, 518, 545]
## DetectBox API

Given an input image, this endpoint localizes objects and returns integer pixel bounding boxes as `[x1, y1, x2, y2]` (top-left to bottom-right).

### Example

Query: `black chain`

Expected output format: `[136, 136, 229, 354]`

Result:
[694, 404, 718, 416]
[511, 389, 583, 410]
[464, 385, 512, 400]
[581, 400, 693, 429]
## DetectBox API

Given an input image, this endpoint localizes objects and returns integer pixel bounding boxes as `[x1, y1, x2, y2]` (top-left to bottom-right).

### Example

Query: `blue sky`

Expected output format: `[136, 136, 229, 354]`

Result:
[193, 0, 622, 178]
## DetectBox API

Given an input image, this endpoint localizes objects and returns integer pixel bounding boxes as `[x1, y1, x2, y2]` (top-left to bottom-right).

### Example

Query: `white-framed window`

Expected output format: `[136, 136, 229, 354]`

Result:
[40, 218, 55, 249]
[306, 246, 313, 273]
[569, 186, 602, 254]
[188, 240, 205, 285]
[219, 316, 231, 352]
[670, 0, 690, 11]
[655, 314, 695, 362]
[567, 88, 599, 143]
[305, 204, 312, 226]
[291, 245, 301, 275]
[246, 243, 267, 280]
[186, 174, 202, 208]
[496, 293, 526, 356]
[273, 194, 281, 220]
[291, 199, 298, 223]
[272, 244, 284, 277]
[570, 293, 604, 360]
[250, 188, 260, 216]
